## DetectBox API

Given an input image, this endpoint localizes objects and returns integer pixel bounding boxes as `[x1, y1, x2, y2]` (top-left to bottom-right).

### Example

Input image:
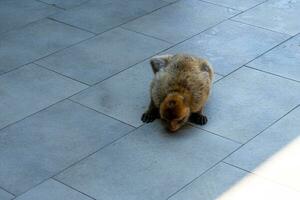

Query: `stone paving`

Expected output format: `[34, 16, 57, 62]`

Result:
[0, 0, 300, 199]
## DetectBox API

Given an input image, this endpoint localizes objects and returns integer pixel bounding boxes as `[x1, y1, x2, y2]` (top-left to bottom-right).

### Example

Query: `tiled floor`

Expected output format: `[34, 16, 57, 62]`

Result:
[0, 0, 299, 199]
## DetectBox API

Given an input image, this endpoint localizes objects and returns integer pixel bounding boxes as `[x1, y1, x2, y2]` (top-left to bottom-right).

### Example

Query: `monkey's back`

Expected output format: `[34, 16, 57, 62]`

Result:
[151, 55, 213, 112]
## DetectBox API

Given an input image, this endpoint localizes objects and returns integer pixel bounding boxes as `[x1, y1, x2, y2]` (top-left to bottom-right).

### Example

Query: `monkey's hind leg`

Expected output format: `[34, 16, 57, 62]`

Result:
[189, 108, 208, 125]
[141, 100, 160, 123]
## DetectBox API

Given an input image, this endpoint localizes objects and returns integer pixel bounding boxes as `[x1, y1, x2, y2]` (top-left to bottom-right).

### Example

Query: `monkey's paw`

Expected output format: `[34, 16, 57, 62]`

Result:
[141, 111, 157, 123]
[189, 113, 208, 125]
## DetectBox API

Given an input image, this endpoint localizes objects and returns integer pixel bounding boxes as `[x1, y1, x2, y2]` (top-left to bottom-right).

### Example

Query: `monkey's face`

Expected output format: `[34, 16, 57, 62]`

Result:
[160, 94, 190, 132]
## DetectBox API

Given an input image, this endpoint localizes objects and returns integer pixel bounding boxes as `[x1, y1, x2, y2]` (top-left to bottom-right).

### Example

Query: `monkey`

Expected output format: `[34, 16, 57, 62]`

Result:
[141, 54, 214, 132]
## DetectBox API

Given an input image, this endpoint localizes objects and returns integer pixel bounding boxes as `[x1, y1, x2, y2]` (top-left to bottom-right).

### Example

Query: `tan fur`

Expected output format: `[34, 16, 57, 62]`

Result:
[151, 54, 214, 113]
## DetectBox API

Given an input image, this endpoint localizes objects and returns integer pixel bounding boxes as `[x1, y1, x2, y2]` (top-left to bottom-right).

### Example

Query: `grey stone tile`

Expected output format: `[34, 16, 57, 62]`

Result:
[71, 60, 224, 127]
[248, 34, 300, 82]
[0, 100, 133, 195]
[56, 122, 239, 200]
[123, 0, 239, 43]
[51, 0, 168, 33]
[0, 64, 87, 130]
[225, 106, 300, 191]
[36, 28, 170, 85]
[0, 19, 93, 74]
[0, 0, 59, 34]
[233, 0, 300, 35]
[163, 20, 289, 75]
[0, 189, 13, 200]
[71, 60, 152, 127]
[170, 163, 300, 200]
[199, 67, 300, 143]
[203, 0, 266, 11]
[40, 0, 89, 9]
[15, 179, 92, 200]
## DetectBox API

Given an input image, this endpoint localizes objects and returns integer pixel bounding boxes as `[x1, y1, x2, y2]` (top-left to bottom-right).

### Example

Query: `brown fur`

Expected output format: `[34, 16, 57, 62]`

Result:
[141, 54, 214, 132]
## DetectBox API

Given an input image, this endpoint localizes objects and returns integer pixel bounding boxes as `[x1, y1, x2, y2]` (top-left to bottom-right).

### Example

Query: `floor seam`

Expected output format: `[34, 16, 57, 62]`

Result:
[190, 124, 242, 144]
[166, 104, 300, 200]
[68, 99, 137, 129]
[52, 179, 97, 200]
[47, 17, 97, 34]
[120, 27, 173, 44]
[0, 0, 176, 79]
[11, 125, 141, 198]
[198, 0, 242, 11]
[0, 186, 15, 198]
[34, 63, 91, 86]
[221, 161, 300, 193]
[230, 18, 292, 36]
[0, 87, 91, 133]
[245, 66, 300, 84]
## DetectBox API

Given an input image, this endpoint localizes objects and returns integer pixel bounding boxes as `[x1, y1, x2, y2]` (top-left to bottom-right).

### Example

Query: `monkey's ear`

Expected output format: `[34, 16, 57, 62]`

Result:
[150, 54, 173, 73]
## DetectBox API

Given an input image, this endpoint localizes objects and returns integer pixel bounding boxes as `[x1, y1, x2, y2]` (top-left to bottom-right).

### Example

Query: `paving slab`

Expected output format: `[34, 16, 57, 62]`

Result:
[0, 0, 59, 34]
[198, 67, 300, 143]
[248, 34, 300, 82]
[202, 0, 266, 11]
[170, 163, 300, 200]
[0, 64, 87, 130]
[51, 0, 168, 33]
[163, 20, 289, 75]
[0, 18, 93, 75]
[123, 0, 239, 43]
[56, 122, 239, 200]
[233, 0, 300, 35]
[0, 189, 14, 200]
[37, 28, 170, 85]
[40, 0, 89, 9]
[225, 106, 300, 191]
[0, 100, 133, 195]
[15, 179, 92, 200]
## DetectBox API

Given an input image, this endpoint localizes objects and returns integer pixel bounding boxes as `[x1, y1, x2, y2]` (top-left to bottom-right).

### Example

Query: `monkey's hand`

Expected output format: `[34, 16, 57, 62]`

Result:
[141, 110, 159, 123]
[189, 113, 208, 125]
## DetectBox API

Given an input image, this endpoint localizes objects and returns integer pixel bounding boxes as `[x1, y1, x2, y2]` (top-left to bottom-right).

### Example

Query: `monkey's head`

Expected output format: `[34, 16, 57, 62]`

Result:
[160, 93, 190, 132]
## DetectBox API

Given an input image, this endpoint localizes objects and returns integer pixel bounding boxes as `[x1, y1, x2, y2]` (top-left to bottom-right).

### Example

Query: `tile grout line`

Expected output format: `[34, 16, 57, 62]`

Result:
[10, 124, 143, 198]
[191, 124, 243, 144]
[68, 99, 137, 129]
[0, 0, 269, 81]
[166, 146, 241, 200]
[166, 104, 300, 200]
[34, 63, 91, 86]
[218, 104, 300, 163]
[230, 18, 292, 36]
[0, 186, 15, 198]
[198, 0, 242, 11]
[221, 161, 300, 193]
[0, 86, 92, 133]
[120, 27, 173, 44]
[214, 32, 297, 84]
[89, 12, 247, 87]
[33, 63, 91, 86]
[0, 35, 96, 79]
[35, 0, 66, 10]
[52, 179, 97, 200]
[0, 0, 177, 79]
[100, 0, 276, 87]
[47, 17, 97, 34]
[36, 0, 93, 10]
[222, 161, 253, 173]
[245, 66, 300, 84]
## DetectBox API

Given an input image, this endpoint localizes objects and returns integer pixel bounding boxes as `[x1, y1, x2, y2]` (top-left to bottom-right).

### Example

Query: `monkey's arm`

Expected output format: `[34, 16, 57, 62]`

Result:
[189, 107, 208, 125]
[141, 100, 160, 123]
